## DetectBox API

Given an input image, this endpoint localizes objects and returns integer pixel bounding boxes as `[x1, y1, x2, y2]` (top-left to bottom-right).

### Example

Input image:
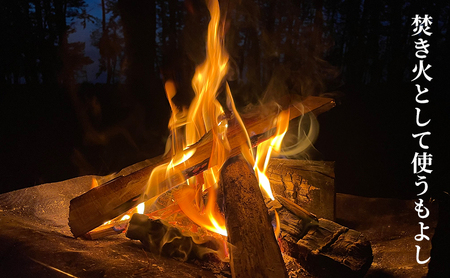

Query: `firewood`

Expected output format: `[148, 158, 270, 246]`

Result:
[268, 159, 335, 220]
[275, 195, 319, 224]
[83, 220, 128, 240]
[69, 96, 335, 237]
[220, 156, 288, 278]
[278, 217, 373, 278]
[298, 218, 372, 278]
[266, 197, 318, 246]
[81, 158, 335, 240]
[268, 197, 373, 278]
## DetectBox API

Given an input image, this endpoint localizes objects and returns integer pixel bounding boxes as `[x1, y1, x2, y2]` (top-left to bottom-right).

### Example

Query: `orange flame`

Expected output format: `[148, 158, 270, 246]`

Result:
[90, 177, 98, 189]
[254, 109, 290, 200]
[178, 0, 229, 236]
[152, 0, 230, 236]
[144, 0, 289, 237]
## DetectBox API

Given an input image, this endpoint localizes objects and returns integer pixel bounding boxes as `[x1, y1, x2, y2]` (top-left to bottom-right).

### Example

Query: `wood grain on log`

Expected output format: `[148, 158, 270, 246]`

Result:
[266, 191, 372, 278]
[279, 218, 373, 278]
[69, 96, 335, 237]
[268, 159, 335, 220]
[220, 156, 288, 278]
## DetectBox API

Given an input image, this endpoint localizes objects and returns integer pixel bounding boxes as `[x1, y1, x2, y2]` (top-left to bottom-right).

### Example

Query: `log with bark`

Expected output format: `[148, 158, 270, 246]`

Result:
[282, 218, 373, 278]
[267, 198, 373, 278]
[220, 156, 288, 278]
[69, 96, 335, 237]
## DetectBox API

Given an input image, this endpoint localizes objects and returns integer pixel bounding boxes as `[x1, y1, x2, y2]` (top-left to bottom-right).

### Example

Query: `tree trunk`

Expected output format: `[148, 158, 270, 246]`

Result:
[101, 0, 112, 84]
[117, 0, 167, 129]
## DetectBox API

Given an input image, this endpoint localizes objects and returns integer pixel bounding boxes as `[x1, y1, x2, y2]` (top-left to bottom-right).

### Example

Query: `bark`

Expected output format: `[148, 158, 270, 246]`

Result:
[290, 218, 372, 278]
[268, 198, 373, 278]
[220, 156, 288, 278]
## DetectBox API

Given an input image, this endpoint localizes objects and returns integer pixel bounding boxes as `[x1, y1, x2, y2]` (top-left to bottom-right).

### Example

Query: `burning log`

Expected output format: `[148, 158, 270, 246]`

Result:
[220, 156, 288, 278]
[81, 158, 335, 242]
[83, 220, 128, 240]
[69, 96, 335, 237]
[119, 159, 370, 277]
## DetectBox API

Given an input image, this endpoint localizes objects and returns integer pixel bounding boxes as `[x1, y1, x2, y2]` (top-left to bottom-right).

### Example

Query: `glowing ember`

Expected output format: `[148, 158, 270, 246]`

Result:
[90, 177, 98, 189]
[136, 202, 145, 214]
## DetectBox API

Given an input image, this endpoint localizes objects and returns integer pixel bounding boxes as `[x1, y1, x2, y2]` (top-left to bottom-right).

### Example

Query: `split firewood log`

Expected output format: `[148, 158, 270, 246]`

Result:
[268, 159, 335, 220]
[220, 156, 288, 278]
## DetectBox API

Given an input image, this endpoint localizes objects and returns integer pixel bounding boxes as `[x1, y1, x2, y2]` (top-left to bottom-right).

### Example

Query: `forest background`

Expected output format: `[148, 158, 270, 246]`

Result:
[0, 0, 449, 201]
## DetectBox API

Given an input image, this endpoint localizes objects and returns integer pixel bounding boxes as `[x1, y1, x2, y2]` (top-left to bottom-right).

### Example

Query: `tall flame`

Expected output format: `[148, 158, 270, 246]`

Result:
[254, 109, 290, 200]
[145, 0, 290, 237]
[158, 0, 231, 236]
[187, 0, 229, 147]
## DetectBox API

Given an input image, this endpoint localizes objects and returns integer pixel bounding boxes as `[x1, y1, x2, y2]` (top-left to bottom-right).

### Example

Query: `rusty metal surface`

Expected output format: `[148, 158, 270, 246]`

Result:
[0, 175, 438, 278]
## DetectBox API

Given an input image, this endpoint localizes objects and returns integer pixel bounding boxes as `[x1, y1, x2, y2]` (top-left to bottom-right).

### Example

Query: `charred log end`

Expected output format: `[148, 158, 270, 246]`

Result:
[220, 156, 288, 278]
[296, 219, 373, 278]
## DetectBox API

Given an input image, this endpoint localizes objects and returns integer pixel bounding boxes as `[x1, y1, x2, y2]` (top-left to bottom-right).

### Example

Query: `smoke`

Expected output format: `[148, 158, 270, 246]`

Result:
[279, 105, 320, 158]
[221, 0, 340, 105]
[219, 0, 341, 159]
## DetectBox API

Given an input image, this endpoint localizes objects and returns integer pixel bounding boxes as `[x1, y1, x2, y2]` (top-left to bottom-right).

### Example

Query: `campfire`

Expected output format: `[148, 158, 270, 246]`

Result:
[2, 1, 444, 277]
[65, 0, 373, 277]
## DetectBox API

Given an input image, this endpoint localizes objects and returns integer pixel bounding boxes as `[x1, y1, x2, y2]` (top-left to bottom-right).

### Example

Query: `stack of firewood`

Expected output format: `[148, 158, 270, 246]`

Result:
[67, 96, 372, 277]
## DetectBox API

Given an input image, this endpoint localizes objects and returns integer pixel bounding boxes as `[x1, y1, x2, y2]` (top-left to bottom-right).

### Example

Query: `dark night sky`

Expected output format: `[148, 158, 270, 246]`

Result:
[0, 0, 449, 200]
[69, 0, 103, 82]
